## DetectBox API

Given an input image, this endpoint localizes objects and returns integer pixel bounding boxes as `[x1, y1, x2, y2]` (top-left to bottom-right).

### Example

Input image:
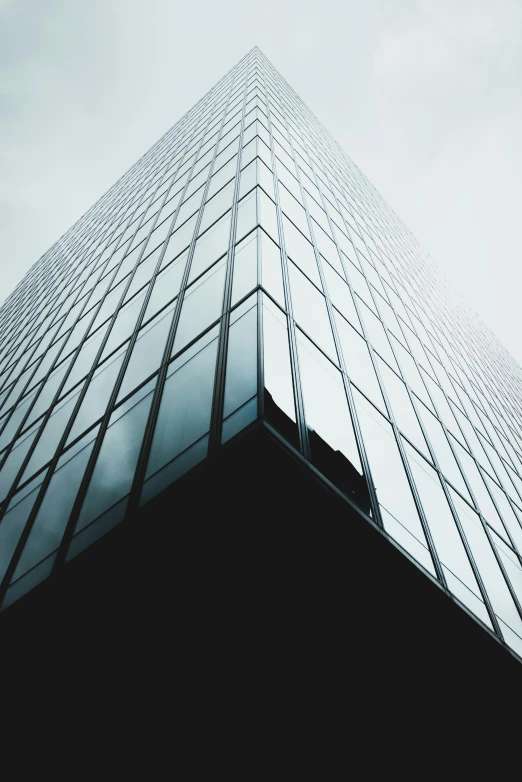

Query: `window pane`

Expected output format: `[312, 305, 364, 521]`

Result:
[100, 289, 146, 361]
[223, 302, 257, 418]
[404, 440, 486, 616]
[376, 358, 427, 455]
[0, 427, 38, 502]
[283, 216, 319, 286]
[354, 390, 433, 572]
[359, 303, 398, 370]
[0, 487, 39, 583]
[262, 297, 297, 445]
[117, 304, 174, 401]
[162, 214, 197, 268]
[172, 259, 226, 355]
[189, 211, 231, 283]
[75, 386, 154, 533]
[66, 349, 126, 445]
[123, 246, 161, 303]
[199, 182, 234, 234]
[60, 327, 105, 397]
[335, 311, 385, 411]
[415, 402, 471, 501]
[144, 250, 188, 322]
[236, 190, 257, 242]
[0, 388, 38, 452]
[231, 231, 257, 306]
[22, 393, 79, 481]
[289, 262, 336, 361]
[322, 261, 360, 330]
[12, 439, 95, 580]
[147, 333, 219, 478]
[260, 230, 284, 306]
[297, 330, 367, 507]
[451, 487, 522, 642]
[455, 443, 505, 536]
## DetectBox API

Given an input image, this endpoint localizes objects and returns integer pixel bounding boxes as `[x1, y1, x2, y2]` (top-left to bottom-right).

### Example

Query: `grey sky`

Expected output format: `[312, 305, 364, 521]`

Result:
[1, 0, 521, 365]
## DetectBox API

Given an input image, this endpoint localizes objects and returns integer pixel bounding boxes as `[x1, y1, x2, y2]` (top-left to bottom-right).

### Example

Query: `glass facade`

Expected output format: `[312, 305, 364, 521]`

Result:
[1, 48, 522, 660]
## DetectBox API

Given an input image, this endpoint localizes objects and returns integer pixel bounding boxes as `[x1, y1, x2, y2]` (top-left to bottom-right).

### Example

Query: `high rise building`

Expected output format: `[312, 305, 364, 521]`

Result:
[1, 48, 522, 688]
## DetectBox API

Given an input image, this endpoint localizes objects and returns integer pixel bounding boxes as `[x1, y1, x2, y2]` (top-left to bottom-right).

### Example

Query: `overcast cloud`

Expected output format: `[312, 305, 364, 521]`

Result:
[1, 0, 521, 364]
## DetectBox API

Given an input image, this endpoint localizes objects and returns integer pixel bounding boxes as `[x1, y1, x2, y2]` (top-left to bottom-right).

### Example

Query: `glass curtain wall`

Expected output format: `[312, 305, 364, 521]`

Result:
[1, 49, 522, 661]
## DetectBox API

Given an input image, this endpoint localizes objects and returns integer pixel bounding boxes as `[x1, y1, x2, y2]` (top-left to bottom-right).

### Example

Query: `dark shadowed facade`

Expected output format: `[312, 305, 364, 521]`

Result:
[1, 49, 522, 706]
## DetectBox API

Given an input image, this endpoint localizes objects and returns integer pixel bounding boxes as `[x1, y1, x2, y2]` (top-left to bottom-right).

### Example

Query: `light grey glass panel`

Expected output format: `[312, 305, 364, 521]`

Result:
[66, 349, 126, 445]
[156, 189, 183, 225]
[0, 427, 38, 502]
[147, 334, 219, 479]
[415, 402, 471, 501]
[258, 158, 275, 200]
[279, 185, 308, 235]
[277, 161, 300, 200]
[0, 487, 39, 583]
[422, 372, 459, 439]
[454, 442, 505, 536]
[189, 211, 231, 283]
[404, 441, 483, 603]
[117, 304, 174, 401]
[172, 259, 226, 355]
[144, 250, 188, 322]
[236, 190, 257, 242]
[391, 336, 433, 408]
[260, 230, 284, 306]
[75, 386, 154, 533]
[354, 391, 433, 572]
[345, 265, 375, 312]
[12, 439, 95, 580]
[492, 531, 522, 616]
[123, 246, 161, 303]
[209, 157, 237, 200]
[334, 311, 385, 411]
[359, 303, 398, 371]
[282, 216, 320, 286]
[223, 303, 257, 419]
[297, 330, 366, 505]
[231, 231, 257, 306]
[162, 214, 198, 267]
[175, 186, 205, 228]
[240, 138, 257, 169]
[376, 358, 427, 455]
[314, 222, 344, 276]
[485, 477, 522, 554]
[451, 488, 522, 642]
[322, 261, 360, 331]
[143, 219, 171, 259]
[199, 182, 234, 234]
[127, 215, 154, 252]
[289, 263, 336, 361]
[109, 246, 141, 291]
[262, 297, 297, 440]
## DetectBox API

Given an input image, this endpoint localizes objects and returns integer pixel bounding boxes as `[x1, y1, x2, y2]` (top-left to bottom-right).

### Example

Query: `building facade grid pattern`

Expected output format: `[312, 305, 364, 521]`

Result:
[0, 48, 522, 659]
